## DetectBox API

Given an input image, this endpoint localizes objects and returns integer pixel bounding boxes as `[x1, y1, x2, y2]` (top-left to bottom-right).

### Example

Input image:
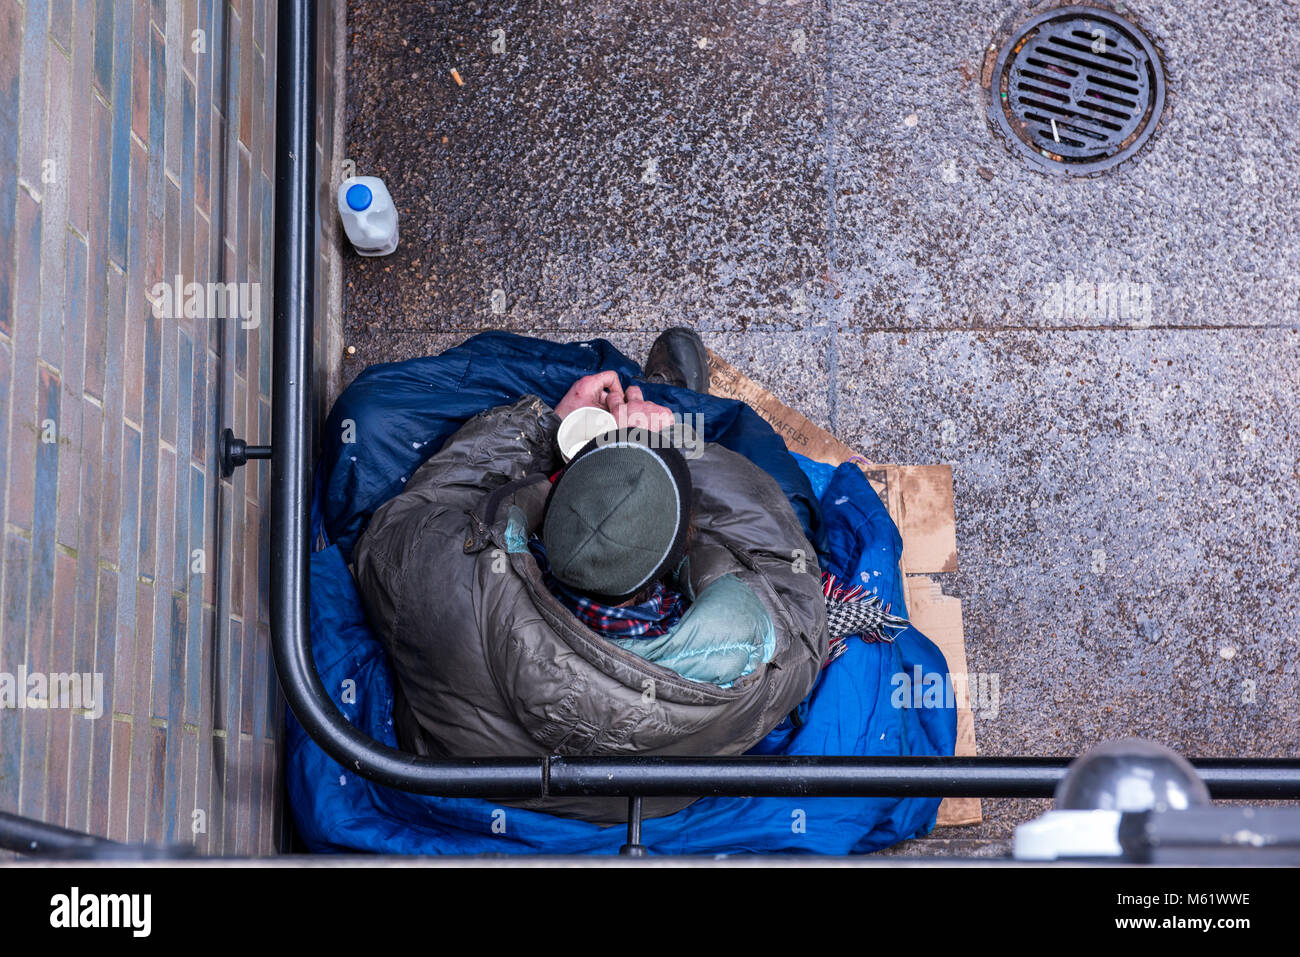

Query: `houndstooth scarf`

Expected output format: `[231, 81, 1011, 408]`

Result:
[822, 571, 909, 666]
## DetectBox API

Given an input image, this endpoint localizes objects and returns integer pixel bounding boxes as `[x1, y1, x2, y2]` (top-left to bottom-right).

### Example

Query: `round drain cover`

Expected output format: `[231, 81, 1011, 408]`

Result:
[989, 5, 1164, 174]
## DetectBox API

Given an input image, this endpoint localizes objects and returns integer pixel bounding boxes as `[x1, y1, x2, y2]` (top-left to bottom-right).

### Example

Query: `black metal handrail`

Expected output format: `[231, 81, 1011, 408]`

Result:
[266, 0, 1300, 810]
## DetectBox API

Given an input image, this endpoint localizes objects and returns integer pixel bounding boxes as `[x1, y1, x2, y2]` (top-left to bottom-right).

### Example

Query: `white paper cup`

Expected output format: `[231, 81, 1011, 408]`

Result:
[556, 406, 618, 462]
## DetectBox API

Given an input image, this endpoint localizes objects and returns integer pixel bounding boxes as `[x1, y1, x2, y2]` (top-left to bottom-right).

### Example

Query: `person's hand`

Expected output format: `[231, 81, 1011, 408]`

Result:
[608, 384, 674, 432]
[554, 371, 624, 420]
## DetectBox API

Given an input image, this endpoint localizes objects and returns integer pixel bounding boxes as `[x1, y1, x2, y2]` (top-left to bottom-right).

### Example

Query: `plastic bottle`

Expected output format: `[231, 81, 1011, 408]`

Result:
[338, 175, 398, 256]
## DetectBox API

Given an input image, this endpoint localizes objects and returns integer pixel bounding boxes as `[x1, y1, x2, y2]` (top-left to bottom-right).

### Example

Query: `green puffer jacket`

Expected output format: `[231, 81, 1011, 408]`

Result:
[351, 395, 828, 823]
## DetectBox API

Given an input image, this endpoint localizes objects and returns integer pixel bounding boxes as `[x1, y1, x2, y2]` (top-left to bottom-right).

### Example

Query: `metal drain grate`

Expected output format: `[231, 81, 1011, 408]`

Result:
[989, 5, 1164, 174]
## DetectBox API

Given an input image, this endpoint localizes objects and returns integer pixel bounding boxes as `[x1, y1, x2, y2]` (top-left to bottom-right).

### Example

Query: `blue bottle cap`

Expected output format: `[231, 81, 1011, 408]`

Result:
[345, 183, 373, 212]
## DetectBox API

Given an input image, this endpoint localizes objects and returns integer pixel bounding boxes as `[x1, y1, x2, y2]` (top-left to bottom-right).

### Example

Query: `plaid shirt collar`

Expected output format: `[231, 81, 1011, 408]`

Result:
[528, 538, 686, 639]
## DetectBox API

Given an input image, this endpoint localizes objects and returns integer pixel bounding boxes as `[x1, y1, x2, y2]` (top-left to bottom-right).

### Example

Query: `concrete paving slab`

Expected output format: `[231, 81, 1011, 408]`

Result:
[838, 326, 1300, 842]
[342, 0, 832, 338]
[829, 0, 1300, 334]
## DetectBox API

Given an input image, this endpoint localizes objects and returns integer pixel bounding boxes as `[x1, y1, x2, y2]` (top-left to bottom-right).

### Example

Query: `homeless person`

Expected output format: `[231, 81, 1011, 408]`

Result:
[350, 330, 895, 823]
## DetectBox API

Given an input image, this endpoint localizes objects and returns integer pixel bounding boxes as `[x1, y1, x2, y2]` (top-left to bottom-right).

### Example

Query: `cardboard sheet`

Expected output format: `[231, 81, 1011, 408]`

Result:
[708, 350, 981, 827]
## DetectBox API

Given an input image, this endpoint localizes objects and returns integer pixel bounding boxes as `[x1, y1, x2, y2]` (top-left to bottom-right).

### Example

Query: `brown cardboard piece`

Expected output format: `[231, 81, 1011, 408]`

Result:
[707, 351, 981, 827]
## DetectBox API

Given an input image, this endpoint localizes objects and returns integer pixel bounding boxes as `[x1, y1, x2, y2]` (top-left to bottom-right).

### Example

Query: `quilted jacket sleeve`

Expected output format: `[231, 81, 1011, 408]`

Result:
[352, 395, 560, 625]
[405, 395, 559, 505]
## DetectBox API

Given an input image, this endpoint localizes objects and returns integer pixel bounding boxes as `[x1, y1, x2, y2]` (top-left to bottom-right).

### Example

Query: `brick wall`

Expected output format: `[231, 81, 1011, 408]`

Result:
[0, 0, 345, 856]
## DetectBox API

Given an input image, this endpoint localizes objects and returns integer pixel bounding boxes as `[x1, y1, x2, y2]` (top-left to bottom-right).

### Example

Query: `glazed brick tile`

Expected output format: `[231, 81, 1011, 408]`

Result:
[107, 716, 131, 842]
[6, 192, 42, 532]
[97, 268, 126, 561]
[149, 450, 176, 720]
[195, 593, 215, 707]
[251, 622, 269, 740]
[237, 735, 254, 854]
[66, 709, 93, 832]
[29, 365, 61, 647]
[110, 423, 141, 709]
[60, 232, 89, 398]
[43, 708, 71, 826]
[193, 198, 210, 288]
[132, 575, 154, 726]
[172, 331, 193, 583]
[246, 734, 263, 855]
[236, 142, 250, 292]
[194, 459, 212, 604]
[163, 176, 180, 299]
[91, 0, 112, 97]
[224, 733, 243, 854]
[86, 690, 114, 837]
[44, 549, 79, 824]
[122, 139, 148, 425]
[21, 403, 54, 818]
[146, 26, 166, 293]
[19, 694, 50, 820]
[226, 6, 241, 136]
[72, 396, 103, 675]
[271, 740, 284, 853]
[82, 99, 113, 401]
[160, 321, 178, 450]
[225, 613, 242, 745]
[183, 467, 204, 726]
[136, 311, 162, 579]
[207, 733, 225, 855]
[92, 564, 117, 705]
[106, 0, 132, 269]
[182, 0, 197, 80]
[55, 235, 88, 551]
[190, 305, 208, 466]
[178, 725, 196, 846]
[250, 31, 263, 177]
[0, 5, 15, 339]
[67, 0, 93, 235]
[162, 596, 186, 838]
[147, 723, 167, 843]
[238, 8, 253, 151]
[51, 541, 78, 679]
[50, 0, 74, 52]
[261, 9, 274, 182]
[181, 76, 196, 283]
[247, 168, 261, 283]
[223, 619, 243, 742]
[192, 733, 210, 855]
[194, 41, 212, 217]
[241, 540, 259, 736]
[208, 464, 225, 614]
[163, 1, 182, 181]
[38, 46, 73, 369]
[130, 0, 149, 143]
[210, 602, 228, 735]
[0, 344, 10, 537]
[263, 631, 277, 737]
[17, 0, 50, 192]
[209, 0, 225, 120]
[0, 533, 31, 813]
[127, 581, 155, 840]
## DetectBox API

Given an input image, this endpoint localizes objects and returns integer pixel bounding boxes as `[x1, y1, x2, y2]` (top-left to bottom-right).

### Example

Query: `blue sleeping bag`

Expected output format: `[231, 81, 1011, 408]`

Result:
[288, 331, 957, 854]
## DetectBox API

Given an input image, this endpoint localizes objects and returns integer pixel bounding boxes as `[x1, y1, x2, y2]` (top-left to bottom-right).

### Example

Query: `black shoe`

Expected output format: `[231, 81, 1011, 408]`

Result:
[643, 328, 710, 394]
